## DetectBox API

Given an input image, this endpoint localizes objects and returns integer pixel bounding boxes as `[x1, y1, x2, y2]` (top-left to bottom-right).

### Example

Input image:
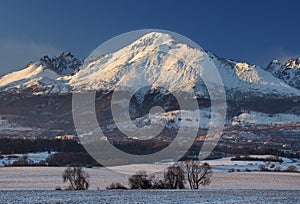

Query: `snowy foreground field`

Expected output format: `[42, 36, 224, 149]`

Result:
[0, 166, 300, 190]
[0, 166, 299, 203]
[1, 189, 300, 204]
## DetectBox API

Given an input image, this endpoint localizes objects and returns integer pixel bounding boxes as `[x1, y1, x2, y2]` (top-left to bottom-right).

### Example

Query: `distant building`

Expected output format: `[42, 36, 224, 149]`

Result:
[54, 135, 74, 140]
[196, 136, 206, 141]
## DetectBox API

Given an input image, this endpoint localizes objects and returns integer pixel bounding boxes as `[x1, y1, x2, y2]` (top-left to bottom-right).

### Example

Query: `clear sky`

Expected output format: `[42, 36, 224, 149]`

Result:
[0, 0, 299, 76]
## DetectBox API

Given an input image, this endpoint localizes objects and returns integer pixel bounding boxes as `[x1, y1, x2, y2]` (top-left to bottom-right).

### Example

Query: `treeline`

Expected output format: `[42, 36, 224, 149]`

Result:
[213, 145, 300, 159]
[46, 152, 101, 167]
[0, 138, 84, 154]
[0, 138, 102, 167]
[231, 155, 283, 163]
[0, 137, 298, 166]
[0, 138, 170, 155]
[4, 152, 101, 167]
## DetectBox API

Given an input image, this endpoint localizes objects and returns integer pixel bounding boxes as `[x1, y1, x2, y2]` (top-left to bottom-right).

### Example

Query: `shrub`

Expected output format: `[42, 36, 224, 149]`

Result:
[106, 182, 127, 190]
[259, 165, 270, 172]
[285, 165, 297, 172]
[150, 176, 167, 189]
[55, 186, 62, 191]
[128, 171, 152, 189]
[11, 154, 33, 166]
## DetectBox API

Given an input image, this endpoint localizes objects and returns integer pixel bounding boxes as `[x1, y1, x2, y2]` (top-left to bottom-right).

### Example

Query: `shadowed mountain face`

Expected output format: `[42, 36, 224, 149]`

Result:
[265, 58, 300, 90]
[0, 32, 299, 156]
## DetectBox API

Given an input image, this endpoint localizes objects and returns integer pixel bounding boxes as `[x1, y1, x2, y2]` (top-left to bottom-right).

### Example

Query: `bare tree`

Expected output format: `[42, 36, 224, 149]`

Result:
[183, 160, 212, 189]
[163, 164, 185, 189]
[128, 171, 152, 189]
[63, 167, 89, 190]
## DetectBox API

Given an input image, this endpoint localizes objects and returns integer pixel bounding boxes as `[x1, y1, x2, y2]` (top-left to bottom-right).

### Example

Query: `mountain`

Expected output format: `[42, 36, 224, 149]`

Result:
[265, 58, 300, 89]
[0, 31, 299, 110]
[0, 32, 299, 156]
[70, 32, 299, 102]
[0, 52, 81, 95]
[1, 32, 299, 100]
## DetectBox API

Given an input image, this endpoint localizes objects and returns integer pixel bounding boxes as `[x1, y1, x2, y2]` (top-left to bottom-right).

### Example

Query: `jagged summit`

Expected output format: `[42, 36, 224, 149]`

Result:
[0, 52, 81, 94]
[265, 57, 300, 89]
[266, 59, 281, 70]
[267, 58, 300, 70]
[286, 57, 300, 69]
[40, 52, 82, 75]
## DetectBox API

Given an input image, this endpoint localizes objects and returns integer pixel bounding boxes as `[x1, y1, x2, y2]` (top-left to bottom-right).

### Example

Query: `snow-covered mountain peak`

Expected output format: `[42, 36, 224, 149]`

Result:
[70, 32, 300, 98]
[1, 32, 299, 97]
[0, 62, 59, 88]
[112, 31, 185, 59]
[272, 59, 281, 64]
[265, 57, 300, 89]
[266, 59, 282, 69]
[132, 32, 176, 47]
[0, 54, 77, 94]
[234, 63, 262, 83]
[70, 32, 200, 92]
[285, 57, 300, 69]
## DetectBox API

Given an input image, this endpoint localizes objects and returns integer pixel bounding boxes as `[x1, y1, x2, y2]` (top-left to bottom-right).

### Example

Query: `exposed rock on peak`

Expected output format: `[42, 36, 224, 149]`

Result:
[40, 52, 82, 75]
[265, 57, 300, 89]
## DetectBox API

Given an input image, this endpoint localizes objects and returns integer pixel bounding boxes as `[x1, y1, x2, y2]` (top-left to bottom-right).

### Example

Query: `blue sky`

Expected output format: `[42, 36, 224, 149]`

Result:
[0, 0, 299, 76]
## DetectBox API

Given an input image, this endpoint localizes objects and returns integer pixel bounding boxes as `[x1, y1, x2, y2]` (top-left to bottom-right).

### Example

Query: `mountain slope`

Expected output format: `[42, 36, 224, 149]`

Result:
[0, 52, 81, 94]
[70, 32, 300, 100]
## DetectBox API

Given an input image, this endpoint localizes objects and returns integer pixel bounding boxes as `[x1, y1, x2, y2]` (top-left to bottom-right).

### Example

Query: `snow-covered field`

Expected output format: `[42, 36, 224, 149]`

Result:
[0, 153, 299, 203]
[205, 155, 300, 172]
[1, 189, 299, 204]
[0, 166, 299, 191]
[0, 164, 299, 203]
